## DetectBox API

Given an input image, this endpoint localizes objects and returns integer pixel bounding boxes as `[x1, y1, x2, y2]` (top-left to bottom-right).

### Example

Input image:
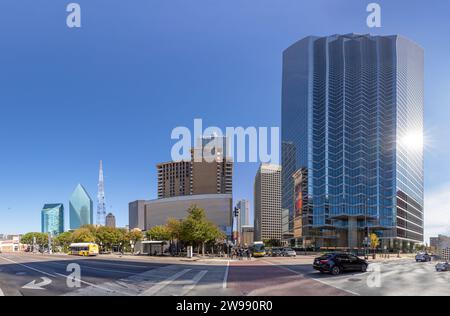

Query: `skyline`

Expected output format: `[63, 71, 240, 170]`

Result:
[1, 1, 450, 242]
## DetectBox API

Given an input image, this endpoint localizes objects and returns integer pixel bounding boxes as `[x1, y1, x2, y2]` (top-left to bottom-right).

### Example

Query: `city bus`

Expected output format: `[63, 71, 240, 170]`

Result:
[69, 243, 99, 256]
[251, 241, 266, 258]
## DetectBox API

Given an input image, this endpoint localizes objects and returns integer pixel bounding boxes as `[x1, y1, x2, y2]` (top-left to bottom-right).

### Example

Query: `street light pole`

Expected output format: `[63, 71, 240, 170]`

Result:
[233, 207, 240, 246]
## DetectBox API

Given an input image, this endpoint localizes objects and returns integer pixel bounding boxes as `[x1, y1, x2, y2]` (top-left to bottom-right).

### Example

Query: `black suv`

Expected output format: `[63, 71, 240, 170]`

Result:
[313, 253, 369, 275]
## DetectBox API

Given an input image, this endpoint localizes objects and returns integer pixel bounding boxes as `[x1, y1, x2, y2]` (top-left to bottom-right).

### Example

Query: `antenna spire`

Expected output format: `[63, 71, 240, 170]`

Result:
[97, 160, 106, 226]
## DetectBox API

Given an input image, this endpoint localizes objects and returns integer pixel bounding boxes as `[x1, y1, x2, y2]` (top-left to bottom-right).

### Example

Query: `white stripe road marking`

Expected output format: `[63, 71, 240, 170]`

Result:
[181, 270, 208, 296]
[222, 260, 230, 289]
[0, 287, 4, 296]
[0, 255, 57, 278]
[5, 254, 139, 275]
[54, 272, 129, 295]
[0, 254, 129, 295]
[140, 269, 191, 296]
[21, 254, 151, 269]
[262, 259, 361, 296]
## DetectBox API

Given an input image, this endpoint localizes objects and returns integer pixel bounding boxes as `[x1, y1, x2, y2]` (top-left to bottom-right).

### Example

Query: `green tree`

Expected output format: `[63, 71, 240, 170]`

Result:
[95, 226, 121, 252]
[167, 218, 182, 241]
[146, 225, 171, 241]
[21, 232, 48, 250]
[127, 228, 143, 254]
[54, 231, 73, 252]
[264, 239, 281, 247]
[179, 205, 225, 255]
[72, 228, 96, 243]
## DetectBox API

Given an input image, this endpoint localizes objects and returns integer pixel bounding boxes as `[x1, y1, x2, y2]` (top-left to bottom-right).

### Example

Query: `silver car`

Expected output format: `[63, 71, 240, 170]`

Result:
[435, 262, 450, 272]
[282, 248, 297, 257]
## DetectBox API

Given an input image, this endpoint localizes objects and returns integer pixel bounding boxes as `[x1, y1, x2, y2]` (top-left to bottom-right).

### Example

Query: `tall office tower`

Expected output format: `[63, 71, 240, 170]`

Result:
[97, 160, 106, 226]
[191, 136, 233, 195]
[69, 184, 94, 230]
[105, 213, 116, 228]
[281, 34, 424, 250]
[254, 164, 282, 241]
[157, 161, 191, 198]
[157, 136, 233, 199]
[41, 204, 64, 236]
[235, 199, 250, 236]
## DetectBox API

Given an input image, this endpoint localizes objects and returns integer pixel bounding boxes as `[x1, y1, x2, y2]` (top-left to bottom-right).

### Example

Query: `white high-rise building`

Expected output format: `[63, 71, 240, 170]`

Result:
[254, 164, 282, 241]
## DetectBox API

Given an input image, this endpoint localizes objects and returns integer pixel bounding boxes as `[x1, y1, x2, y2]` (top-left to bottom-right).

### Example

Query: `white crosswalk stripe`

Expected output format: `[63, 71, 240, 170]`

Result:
[181, 270, 208, 296]
[64, 265, 213, 296]
[140, 269, 191, 296]
[0, 287, 4, 296]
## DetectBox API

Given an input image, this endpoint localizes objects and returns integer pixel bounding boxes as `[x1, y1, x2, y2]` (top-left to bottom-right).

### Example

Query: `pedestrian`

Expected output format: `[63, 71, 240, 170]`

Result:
[246, 248, 251, 260]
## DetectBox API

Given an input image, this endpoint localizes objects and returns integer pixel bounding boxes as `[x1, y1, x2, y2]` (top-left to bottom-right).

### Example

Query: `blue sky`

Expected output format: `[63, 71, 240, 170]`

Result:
[0, 0, 449, 242]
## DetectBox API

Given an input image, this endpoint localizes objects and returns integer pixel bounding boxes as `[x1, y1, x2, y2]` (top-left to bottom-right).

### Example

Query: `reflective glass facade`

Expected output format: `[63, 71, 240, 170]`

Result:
[282, 34, 424, 249]
[41, 203, 64, 236]
[69, 184, 93, 229]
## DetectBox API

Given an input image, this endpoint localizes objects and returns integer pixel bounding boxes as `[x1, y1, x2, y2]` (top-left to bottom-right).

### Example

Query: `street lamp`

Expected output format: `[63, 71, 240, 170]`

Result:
[233, 207, 240, 246]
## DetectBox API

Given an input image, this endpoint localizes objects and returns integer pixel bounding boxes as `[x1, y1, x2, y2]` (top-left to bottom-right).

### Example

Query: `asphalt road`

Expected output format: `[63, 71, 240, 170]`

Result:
[0, 253, 448, 296]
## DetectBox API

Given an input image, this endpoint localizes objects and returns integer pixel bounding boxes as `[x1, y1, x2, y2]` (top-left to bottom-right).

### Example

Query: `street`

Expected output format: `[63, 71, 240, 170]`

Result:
[0, 253, 449, 296]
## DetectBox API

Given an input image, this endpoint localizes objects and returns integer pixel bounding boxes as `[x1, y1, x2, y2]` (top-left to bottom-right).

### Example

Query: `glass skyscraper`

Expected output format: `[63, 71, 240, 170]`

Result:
[41, 203, 64, 236]
[69, 183, 93, 230]
[282, 34, 424, 250]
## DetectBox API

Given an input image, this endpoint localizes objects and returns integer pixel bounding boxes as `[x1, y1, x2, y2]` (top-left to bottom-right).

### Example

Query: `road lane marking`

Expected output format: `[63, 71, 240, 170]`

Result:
[0, 254, 130, 295]
[0, 255, 57, 278]
[0, 287, 4, 296]
[5, 254, 139, 276]
[54, 272, 130, 295]
[22, 277, 52, 290]
[222, 260, 230, 289]
[262, 259, 360, 296]
[48, 261, 138, 276]
[182, 270, 208, 296]
[7, 253, 151, 270]
[140, 269, 191, 296]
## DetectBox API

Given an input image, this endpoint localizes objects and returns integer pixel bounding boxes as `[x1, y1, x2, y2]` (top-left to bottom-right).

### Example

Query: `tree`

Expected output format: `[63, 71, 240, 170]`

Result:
[370, 233, 380, 259]
[179, 205, 225, 256]
[21, 232, 48, 251]
[146, 225, 171, 241]
[95, 226, 122, 252]
[72, 228, 96, 243]
[126, 228, 143, 254]
[54, 231, 73, 252]
[264, 239, 282, 247]
[166, 218, 182, 241]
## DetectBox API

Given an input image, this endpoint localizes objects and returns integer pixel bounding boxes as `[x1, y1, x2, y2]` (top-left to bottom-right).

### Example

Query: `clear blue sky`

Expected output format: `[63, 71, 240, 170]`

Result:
[0, 0, 449, 241]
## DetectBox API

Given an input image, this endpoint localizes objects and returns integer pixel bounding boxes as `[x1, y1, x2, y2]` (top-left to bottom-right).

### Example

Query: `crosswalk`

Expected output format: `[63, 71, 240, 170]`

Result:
[64, 265, 224, 296]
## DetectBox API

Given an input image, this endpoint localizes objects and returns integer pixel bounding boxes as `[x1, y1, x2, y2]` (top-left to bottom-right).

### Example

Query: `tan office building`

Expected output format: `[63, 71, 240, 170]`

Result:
[254, 164, 282, 241]
[241, 225, 254, 246]
[157, 137, 232, 199]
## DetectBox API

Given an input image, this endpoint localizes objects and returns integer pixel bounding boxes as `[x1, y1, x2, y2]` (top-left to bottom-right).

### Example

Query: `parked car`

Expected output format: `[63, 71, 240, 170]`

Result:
[415, 252, 432, 262]
[313, 253, 369, 275]
[282, 248, 297, 257]
[271, 248, 283, 257]
[435, 262, 450, 272]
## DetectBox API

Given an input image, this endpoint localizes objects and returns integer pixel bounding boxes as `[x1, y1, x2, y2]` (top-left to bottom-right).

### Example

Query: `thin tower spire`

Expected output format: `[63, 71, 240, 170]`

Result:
[97, 160, 106, 226]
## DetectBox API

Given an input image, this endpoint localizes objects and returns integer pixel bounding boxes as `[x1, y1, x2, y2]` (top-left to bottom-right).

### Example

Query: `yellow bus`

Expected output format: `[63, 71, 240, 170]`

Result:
[69, 243, 99, 256]
[251, 241, 266, 258]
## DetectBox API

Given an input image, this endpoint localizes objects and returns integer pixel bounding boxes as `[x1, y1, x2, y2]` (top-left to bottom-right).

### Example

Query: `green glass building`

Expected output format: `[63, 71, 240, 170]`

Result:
[41, 203, 64, 236]
[69, 184, 93, 229]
